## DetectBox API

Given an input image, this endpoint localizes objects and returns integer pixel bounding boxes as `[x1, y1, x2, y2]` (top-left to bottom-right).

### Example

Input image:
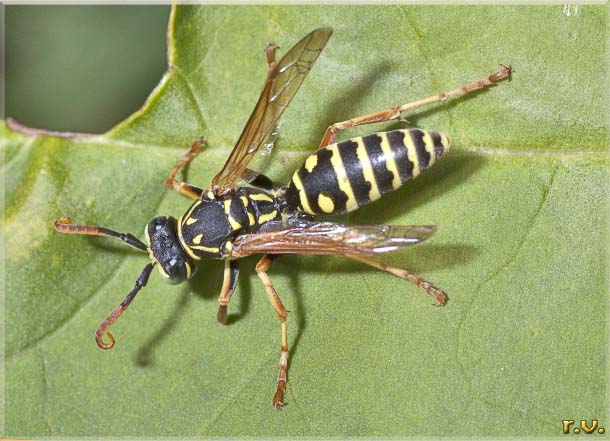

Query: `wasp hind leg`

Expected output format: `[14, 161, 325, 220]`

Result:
[255, 254, 289, 409]
[348, 254, 447, 306]
[164, 138, 205, 200]
[318, 64, 511, 148]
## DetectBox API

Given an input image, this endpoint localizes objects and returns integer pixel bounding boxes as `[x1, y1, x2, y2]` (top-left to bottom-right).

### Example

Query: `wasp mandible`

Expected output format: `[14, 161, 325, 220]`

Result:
[55, 27, 511, 408]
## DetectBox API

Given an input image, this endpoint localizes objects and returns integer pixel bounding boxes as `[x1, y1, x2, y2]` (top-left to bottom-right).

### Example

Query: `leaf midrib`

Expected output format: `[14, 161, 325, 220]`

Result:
[5, 125, 608, 159]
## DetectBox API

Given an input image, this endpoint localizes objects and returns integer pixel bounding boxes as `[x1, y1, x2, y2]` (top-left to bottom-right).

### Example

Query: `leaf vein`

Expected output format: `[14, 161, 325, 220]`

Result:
[453, 161, 560, 424]
[174, 67, 207, 132]
[40, 352, 52, 434]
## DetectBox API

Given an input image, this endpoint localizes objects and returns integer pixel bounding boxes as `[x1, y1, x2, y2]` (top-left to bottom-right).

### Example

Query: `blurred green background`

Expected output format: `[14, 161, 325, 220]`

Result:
[5, 5, 170, 133]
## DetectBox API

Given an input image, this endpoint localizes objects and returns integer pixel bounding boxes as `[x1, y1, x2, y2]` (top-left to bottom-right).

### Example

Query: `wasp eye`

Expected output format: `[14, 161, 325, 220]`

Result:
[160, 256, 189, 284]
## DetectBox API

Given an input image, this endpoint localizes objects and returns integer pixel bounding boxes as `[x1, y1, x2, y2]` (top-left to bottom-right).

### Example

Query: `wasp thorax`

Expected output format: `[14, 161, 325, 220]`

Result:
[145, 216, 195, 284]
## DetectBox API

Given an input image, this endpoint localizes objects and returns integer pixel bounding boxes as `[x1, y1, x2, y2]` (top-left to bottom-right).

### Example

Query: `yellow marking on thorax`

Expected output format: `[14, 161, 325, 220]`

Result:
[378, 132, 401, 190]
[185, 217, 197, 226]
[223, 200, 242, 230]
[258, 210, 278, 224]
[184, 261, 193, 279]
[190, 244, 220, 254]
[241, 196, 256, 226]
[317, 193, 335, 214]
[304, 154, 318, 173]
[327, 144, 358, 212]
[249, 193, 275, 203]
[179, 210, 208, 260]
[181, 242, 201, 261]
[403, 131, 421, 177]
[177, 214, 199, 259]
[229, 217, 242, 230]
[355, 138, 381, 201]
[247, 211, 256, 226]
[421, 131, 436, 167]
[223, 200, 231, 214]
[182, 201, 201, 226]
[291, 172, 314, 214]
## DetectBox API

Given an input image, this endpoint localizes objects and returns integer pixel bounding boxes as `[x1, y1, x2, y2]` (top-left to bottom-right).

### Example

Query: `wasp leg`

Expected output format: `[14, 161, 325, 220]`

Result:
[95, 262, 155, 349]
[347, 254, 447, 306]
[255, 254, 289, 409]
[265, 41, 278, 72]
[164, 138, 205, 200]
[318, 64, 512, 148]
[217, 260, 240, 324]
[54, 217, 148, 252]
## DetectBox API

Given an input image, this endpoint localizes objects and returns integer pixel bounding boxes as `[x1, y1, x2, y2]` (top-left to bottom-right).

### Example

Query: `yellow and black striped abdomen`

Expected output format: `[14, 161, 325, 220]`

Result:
[284, 129, 450, 215]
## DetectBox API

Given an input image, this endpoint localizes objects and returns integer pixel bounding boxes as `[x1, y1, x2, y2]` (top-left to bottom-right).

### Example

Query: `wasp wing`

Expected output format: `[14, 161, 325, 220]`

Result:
[231, 222, 436, 257]
[211, 27, 333, 189]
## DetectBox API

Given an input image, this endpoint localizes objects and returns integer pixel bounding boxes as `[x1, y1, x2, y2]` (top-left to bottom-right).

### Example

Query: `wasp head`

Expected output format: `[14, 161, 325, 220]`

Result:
[145, 216, 195, 284]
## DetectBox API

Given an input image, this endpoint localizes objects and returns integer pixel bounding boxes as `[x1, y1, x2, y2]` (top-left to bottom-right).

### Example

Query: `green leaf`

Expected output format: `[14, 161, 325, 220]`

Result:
[2, 4, 607, 437]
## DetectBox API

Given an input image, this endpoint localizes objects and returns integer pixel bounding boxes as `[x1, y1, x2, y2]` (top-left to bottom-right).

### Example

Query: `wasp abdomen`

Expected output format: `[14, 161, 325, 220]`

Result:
[285, 129, 450, 216]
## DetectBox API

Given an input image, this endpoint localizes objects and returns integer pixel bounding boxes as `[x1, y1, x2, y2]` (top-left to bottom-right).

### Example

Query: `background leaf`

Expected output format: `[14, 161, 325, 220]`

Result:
[2, 4, 608, 437]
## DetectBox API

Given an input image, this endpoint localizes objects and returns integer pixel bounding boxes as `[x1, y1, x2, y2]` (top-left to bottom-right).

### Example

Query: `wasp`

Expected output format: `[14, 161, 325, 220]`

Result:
[54, 28, 510, 408]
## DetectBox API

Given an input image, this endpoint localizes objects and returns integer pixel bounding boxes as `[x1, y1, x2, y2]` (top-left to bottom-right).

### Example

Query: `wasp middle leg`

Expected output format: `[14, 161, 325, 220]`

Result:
[164, 137, 205, 199]
[255, 254, 289, 409]
[318, 64, 512, 148]
[347, 254, 447, 306]
[217, 260, 240, 324]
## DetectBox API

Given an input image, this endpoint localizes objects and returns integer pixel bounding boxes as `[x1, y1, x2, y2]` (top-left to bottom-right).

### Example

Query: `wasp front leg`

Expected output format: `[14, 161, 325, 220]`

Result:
[164, 137, 205, 199]
[348, 254, 447, 306]
[255, 254, 289, 409]
[217, 260, 240, 324]
[318, 64, 512, 148]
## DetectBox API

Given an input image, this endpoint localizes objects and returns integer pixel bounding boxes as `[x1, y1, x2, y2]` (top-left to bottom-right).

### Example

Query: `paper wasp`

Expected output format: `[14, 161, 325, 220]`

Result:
[54, 27, 510, 408]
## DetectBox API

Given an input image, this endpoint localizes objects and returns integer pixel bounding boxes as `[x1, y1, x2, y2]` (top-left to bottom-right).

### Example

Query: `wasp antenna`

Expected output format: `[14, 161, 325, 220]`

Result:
[95, 262, 155, 350]
[54, 217, 148, 252]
